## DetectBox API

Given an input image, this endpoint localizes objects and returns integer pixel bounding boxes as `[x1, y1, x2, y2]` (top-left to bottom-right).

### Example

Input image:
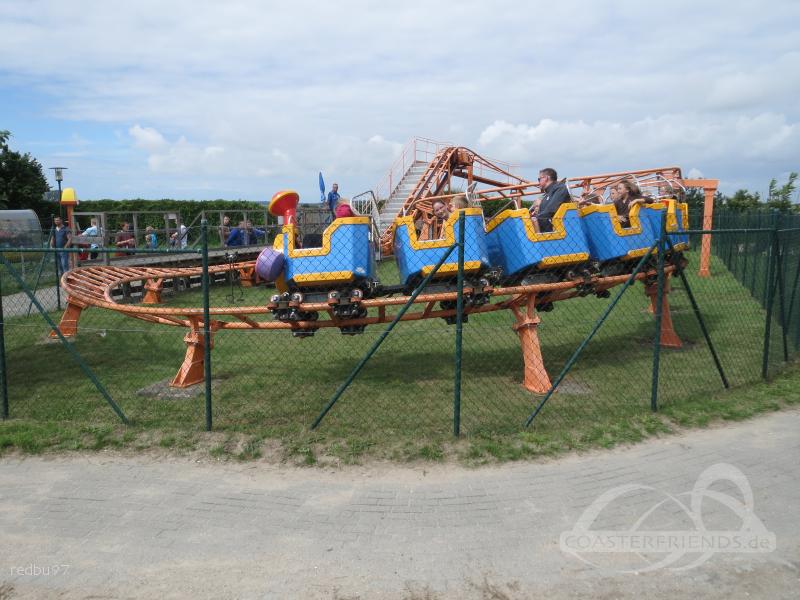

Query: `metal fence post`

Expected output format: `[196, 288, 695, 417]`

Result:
[312, 240, 459, 429]
[650, 210, 667, 412]
[50, 224, 62, 311]
[525, 241, 659, 427]
[201, 219, 213, 431]
[0, 255, 129, 424]
[787, 235, 800, 352]
[774, 232, 789, 362]
[0, 270, 8, 419]
[761, 214, 779, 379]
[666, 237, 729, 388]
[453, 211, 465, 437]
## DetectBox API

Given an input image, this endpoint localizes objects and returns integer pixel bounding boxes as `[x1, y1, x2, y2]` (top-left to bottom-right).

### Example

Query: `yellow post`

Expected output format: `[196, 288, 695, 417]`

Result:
[59, 187, 79, 270]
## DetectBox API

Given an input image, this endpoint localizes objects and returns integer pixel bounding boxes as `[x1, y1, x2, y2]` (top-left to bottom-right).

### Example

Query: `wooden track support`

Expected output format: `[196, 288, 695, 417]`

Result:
[238, 265, 257, 287]
[644, 277, 682, 348]
[142, 278, 164, 304]
[171, 318, 217, 388]
[50, 298, 88, 338]
[511, 294, 552, 393]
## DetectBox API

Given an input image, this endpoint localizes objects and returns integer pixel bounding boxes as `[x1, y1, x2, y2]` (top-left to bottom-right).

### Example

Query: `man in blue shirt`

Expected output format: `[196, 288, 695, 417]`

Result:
[50, 216, 72, 274]
[82, 217, 102, 259]
[226, 221, 266, 247]
[327, 183, 340, 220]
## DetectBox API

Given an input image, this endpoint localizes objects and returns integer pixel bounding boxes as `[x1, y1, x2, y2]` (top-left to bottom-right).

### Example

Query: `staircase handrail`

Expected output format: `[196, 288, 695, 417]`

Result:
[352, 189, 383, 261]
[401, 146, 460, 216]
[374, 137, 454, 201]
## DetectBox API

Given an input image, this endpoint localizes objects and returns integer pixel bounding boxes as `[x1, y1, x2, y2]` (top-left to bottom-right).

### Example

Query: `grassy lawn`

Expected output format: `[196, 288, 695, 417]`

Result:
[1, 252, 60, 296]
[1, 253, 798, 464]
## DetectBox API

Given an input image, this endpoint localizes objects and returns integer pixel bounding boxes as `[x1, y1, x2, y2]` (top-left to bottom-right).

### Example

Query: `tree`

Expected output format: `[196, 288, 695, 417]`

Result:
[726, 189, 761, 212]
[683, 188, 728, 212]
[767, 172, 798, 213]
[684, 188, 704, 211]
[0, 129, 54, 218]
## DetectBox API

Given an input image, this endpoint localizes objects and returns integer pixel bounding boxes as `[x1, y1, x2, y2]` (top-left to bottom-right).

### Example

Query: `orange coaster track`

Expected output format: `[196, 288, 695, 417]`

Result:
[56, 261, 680, 391]
[55, 150, 708, 392]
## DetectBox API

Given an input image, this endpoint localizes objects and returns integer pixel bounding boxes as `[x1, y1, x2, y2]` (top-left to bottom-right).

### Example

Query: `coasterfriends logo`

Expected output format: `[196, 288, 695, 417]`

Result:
[559, 463, 776, 572]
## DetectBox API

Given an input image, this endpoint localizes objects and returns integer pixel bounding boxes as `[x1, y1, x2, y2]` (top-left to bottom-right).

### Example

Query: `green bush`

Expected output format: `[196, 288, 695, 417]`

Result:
[77, 199, 277, 231]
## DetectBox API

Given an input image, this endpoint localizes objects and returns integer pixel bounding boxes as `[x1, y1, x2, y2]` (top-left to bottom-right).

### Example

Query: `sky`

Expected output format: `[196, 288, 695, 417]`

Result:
[1, 0, 799, 203]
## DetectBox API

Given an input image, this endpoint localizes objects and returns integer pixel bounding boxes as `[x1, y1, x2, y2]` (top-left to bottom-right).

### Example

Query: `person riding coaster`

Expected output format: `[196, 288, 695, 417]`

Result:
[258, 187, 691, 334]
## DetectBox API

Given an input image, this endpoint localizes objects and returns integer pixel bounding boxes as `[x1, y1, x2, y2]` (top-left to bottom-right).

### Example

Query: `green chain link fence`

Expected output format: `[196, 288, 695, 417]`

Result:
[1, 210, 798, 456]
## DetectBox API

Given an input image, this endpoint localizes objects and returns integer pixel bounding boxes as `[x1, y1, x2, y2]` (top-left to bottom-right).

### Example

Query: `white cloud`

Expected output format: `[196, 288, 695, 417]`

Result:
[129, 125, 226, 174]
[2, 1, 799, 198]
[704, 52, 800, 111]
[129, 124, 167, 152]
[477, 113, 800, 187]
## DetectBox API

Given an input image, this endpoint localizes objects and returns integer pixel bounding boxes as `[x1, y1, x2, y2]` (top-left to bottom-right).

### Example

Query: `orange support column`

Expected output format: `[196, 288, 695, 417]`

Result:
[644, 278, 682, 348]
[171, 318, 216, 388]
[142, 278, 164, 304]
[682, 178, 719, 278]
[511, 294, 552, 393]
[238, 265, 256, 287]
[49, 298, 87, 338]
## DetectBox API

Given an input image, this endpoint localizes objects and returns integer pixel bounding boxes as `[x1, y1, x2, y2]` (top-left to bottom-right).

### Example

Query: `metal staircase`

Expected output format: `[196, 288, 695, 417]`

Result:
[374, 139, 526, 255]
[377, 161, 428, 235]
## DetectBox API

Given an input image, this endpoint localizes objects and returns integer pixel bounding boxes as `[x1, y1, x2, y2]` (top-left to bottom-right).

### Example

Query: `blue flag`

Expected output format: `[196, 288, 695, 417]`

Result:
[319, 172, 325, 202]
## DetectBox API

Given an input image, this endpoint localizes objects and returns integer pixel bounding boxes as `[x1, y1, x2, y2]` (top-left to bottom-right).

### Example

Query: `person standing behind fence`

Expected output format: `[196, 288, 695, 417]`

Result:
[145, 226, 158, 249]
[244, 220, 266, 245]
[327, 183, 340, 221]
[115, 222, 136, 256]
[226, 221, 247, 247]
[170, 224, 188, 249]
[51, 216, 72, 274]
[82, 217, 102, 259]
[219, 216, 231, 246]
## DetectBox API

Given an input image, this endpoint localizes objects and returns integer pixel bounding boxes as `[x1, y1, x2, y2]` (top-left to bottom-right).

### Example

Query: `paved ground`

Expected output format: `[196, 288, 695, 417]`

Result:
[2, 287, 60, 318]
[1, 410, 799, 599]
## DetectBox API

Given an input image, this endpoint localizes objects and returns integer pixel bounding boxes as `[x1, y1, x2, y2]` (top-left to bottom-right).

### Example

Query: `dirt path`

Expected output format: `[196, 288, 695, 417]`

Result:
[1, 409, 798, 599]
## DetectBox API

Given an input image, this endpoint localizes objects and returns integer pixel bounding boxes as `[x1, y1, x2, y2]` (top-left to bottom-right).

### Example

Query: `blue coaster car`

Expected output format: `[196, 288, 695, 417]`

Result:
[394, 208, 491, 288]
[485, 202, 591, 282]
[638, 199, 691, 252]
[578, 203, 664, 263]
[281, 217, 376, 288]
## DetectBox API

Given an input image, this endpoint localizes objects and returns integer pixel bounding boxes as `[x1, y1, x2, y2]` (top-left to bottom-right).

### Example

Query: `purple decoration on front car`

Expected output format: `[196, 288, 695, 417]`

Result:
[255, 247, 285, 282]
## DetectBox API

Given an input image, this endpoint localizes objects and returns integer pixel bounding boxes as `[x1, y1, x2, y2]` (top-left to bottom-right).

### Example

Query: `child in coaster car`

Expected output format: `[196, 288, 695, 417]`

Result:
[610, 179, 651, 227]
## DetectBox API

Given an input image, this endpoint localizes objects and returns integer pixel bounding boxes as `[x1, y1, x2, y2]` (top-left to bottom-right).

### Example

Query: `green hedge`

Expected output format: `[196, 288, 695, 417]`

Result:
[76, 199, 276, 231]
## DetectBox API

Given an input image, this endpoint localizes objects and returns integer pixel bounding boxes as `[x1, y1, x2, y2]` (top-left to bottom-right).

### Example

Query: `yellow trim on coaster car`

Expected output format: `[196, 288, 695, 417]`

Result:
[665, 200, 690, 234]
[539, 252, 590, 267]
[625, 247, 652, 260]
[579, 202, 656, 237]
[666, 201, 690, 251]
[283, 217, 370, 258]
[642, 200, 691, 250]
[292, 270, 355, 285]
[395, 208, 484, 250]
[485, 202, 579, 241]
[421, 261, 484, 277]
